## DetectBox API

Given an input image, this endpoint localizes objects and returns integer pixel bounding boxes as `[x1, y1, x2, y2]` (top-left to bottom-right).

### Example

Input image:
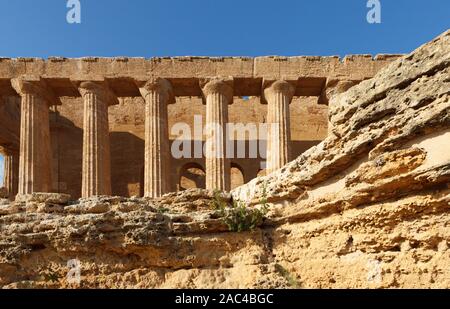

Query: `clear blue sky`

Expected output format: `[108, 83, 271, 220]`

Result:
[0, 0, 448, 58]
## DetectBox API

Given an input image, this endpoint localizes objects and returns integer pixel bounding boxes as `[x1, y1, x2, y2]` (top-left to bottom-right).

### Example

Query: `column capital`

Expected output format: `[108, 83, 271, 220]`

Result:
[137, 78, 175, 104]
[262, 79, 296, 104]
[200, 77, 234, 104]
[11, 77, 61, 106]
[76, 81, 119, 106]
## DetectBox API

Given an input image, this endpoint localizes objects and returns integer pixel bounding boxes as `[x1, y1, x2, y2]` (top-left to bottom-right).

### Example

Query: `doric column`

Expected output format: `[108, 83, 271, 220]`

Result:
[12, 79, 55, 195]
[3, 149, 19, 199]
[78, 82, 116, 198]
[264, 80, 295, 174]
[201, 78, 233, 192]
[138, 78, 175, 198]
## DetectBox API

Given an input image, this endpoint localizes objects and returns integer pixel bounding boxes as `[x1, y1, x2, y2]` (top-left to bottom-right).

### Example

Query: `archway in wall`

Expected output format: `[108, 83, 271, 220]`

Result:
[230, 163, 245, 190]
[179, 163, 206, 191]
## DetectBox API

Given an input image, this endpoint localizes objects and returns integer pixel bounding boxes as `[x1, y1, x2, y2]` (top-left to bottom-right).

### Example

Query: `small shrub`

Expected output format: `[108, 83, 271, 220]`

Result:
[211, 186, 269, 232]
[157, 206, 170, 214]
[275, 264, 301, 289]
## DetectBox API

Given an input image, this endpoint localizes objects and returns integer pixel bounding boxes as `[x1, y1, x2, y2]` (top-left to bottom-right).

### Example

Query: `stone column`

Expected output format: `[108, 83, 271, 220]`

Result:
[12, 79, 54, 195]
[264, 80, 295, 174]
[3, 149, 19, 199]
[201, 79, 233, 192]
[138, 78, 174, 198]
[78, 82, 116, 198]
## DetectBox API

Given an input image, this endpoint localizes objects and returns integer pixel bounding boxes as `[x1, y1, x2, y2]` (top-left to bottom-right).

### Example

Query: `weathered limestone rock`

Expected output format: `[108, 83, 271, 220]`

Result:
[156, 189, 232, 213]
[318, 79, 361, 135]
[232, 29, 450, 206]
[0, 30, 448, 289]
[15, 192, 71, 204]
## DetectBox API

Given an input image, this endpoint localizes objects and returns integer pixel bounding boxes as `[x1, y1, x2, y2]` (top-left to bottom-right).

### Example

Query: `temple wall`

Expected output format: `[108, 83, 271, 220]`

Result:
[49, 95, 328, 198]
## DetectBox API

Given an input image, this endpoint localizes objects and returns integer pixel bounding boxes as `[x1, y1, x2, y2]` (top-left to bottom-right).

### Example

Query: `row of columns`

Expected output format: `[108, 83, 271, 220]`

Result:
[5, 77, 296, 199]
[200, 79, 296, 191]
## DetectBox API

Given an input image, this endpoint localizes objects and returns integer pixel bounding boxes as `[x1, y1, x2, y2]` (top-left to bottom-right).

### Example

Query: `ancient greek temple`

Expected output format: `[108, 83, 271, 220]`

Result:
[0, 55, 400, 200]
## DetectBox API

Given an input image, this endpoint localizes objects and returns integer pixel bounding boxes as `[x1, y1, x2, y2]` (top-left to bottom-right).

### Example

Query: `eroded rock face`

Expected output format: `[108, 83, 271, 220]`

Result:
[0, 30, 449, 289]
[231, 29, 450, 288]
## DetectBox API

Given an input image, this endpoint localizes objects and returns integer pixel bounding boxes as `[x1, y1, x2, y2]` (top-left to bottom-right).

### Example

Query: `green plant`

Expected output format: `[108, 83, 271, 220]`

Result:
[157, 206, 170, 214]
[211, 186, 269, 232]
[275, 264, 301, 289]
